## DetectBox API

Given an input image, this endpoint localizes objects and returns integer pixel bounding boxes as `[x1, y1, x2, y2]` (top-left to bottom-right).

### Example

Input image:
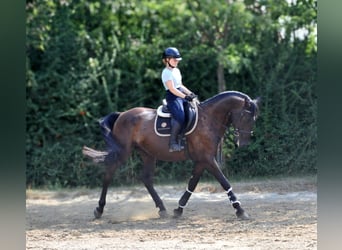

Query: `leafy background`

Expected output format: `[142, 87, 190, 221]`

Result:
[26, 0, 317, 188]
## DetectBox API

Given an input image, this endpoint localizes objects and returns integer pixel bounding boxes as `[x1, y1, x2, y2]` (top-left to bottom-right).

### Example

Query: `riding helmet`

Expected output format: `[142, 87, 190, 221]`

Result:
[162, 47, 182, 60]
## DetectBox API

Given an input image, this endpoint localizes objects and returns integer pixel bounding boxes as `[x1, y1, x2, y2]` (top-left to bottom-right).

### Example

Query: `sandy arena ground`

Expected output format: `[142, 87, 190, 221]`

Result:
[26, 177, 317, 249]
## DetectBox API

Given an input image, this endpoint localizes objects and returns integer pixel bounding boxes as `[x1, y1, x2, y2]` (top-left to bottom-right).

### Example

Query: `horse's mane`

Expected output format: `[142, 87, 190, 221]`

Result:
[199, 91, 258, 117]
[200, 91, 252, 106]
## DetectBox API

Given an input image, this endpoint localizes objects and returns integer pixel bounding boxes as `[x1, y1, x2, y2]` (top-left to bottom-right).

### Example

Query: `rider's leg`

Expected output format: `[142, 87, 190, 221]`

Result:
[167, 98, 185, 152]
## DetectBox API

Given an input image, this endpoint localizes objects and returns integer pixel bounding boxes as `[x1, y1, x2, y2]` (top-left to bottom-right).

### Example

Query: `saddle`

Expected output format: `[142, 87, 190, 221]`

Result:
[154, 99, 198, 137]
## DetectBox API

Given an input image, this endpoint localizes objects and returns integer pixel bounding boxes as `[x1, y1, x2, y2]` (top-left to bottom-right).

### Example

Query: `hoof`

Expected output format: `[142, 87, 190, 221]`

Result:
[94, 207, 103, 219]
[236, 210, 250, 220]
[173, 207, 183, 218]
[158, 210, 168, 218]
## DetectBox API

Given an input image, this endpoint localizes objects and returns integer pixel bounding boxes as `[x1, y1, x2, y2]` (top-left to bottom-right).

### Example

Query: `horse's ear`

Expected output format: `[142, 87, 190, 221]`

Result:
[254, 97, 261, 107]
[253, 97, 261, 118]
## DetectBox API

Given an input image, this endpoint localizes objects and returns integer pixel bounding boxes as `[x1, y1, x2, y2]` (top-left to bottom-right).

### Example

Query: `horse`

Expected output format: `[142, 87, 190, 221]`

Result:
[83, 91, 260, 220]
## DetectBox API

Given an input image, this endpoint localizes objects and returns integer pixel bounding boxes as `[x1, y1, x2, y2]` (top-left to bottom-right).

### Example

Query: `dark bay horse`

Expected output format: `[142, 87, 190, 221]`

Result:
[83, 91, 260, 220]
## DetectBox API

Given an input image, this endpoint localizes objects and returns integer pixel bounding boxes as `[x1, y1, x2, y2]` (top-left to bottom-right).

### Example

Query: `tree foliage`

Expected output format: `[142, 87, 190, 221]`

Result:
[26, 0, 317, 188]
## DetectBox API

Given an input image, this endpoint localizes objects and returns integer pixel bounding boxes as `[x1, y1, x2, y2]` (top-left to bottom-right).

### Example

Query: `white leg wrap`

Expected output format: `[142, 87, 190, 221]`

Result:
[225, 187, 232, 194]
[232, 200, 241, 205]
[179, 204, 186, 208]
[186, 188, 193, 194]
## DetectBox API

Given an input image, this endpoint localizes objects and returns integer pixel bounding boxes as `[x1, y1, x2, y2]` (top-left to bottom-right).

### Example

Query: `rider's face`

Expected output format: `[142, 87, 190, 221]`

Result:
[168, 58, 179, 67]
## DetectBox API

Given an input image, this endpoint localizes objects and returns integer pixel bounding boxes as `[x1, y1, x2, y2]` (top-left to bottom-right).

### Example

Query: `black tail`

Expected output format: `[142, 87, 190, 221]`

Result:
[83, 112, 122, 165]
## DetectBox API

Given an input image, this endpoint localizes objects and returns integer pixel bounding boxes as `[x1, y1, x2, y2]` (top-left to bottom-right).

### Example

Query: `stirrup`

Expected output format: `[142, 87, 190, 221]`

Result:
[169, 143, 184, 152]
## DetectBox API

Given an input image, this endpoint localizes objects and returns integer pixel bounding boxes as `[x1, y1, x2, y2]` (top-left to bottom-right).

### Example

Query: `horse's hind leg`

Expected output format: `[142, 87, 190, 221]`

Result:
[94, 165, 117, 219]
[139, 151, 167, 218]
[94, 144, 131, 219]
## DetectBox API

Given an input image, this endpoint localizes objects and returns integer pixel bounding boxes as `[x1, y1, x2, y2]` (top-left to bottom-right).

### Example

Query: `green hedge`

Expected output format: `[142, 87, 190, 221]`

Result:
[26, 0, 317, 188]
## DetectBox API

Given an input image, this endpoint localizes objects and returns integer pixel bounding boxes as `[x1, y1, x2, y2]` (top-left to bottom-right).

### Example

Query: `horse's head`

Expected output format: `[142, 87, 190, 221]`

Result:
[230, 97, 260, 147]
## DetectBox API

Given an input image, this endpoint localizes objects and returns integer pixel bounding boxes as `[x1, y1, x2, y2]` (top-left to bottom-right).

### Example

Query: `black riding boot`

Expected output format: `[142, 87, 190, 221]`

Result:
[169, 120, 184, 152]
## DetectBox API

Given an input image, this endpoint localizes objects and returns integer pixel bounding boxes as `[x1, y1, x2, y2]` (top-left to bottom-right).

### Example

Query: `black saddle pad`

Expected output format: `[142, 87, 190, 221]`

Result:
[155, 116, 172, 135]
[154, 102, 198, 137]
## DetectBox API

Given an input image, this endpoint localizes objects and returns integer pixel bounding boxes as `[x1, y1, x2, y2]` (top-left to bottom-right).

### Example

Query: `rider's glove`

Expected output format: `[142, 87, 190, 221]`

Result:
[189, 93, 197, 99]
[185, 95, 194, 101]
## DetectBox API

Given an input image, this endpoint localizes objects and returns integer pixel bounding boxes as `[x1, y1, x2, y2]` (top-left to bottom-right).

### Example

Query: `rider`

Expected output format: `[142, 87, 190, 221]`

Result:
[161, 47, 197, 152]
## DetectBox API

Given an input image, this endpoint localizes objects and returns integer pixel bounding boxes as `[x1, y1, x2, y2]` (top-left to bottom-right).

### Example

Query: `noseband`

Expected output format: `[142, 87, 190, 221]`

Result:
[234, 128, 253, 137]
[231, 108, 255, 139]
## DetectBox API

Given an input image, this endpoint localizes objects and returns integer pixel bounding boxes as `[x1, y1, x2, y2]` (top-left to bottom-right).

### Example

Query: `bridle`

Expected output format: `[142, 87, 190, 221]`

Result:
[196, 100, 256, 139]
[230, 108, 255, 140]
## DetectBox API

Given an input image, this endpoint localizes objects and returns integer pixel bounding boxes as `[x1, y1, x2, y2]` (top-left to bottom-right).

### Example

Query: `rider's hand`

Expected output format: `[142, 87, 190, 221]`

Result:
[185, 95, 194, 101]
[189, 93, 197, 99]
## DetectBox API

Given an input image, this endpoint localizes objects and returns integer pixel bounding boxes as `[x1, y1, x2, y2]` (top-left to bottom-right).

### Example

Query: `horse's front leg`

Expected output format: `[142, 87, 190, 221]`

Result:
[174, 162, 204, 217]
[207, 158, 249, 220]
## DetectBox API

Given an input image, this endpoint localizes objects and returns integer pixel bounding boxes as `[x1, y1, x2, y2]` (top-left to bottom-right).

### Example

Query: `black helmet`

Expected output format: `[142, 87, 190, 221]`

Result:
[162, 47, 182, 60]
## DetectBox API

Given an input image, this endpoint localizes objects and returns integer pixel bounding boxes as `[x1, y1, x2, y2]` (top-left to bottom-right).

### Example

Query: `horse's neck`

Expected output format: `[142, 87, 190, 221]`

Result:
[199, 95, 243, 132]
[198, 103, 222, 131]
[202, 96, 241, 118]
[206, 103, 227, 123]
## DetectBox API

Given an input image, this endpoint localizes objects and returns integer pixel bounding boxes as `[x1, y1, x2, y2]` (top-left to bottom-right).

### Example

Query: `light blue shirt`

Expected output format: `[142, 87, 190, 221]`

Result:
[161, 67, 182, 90]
